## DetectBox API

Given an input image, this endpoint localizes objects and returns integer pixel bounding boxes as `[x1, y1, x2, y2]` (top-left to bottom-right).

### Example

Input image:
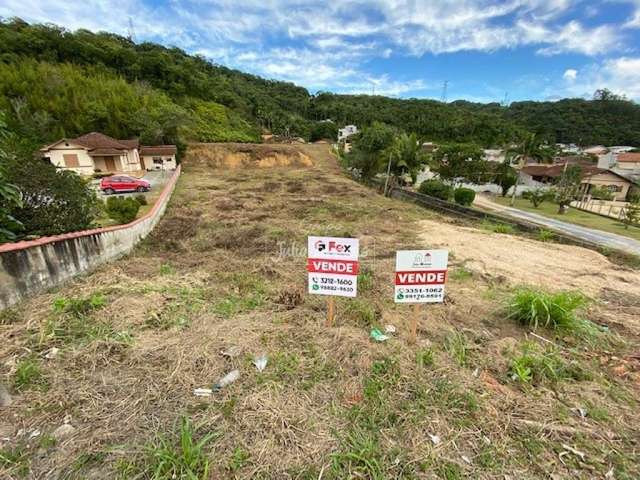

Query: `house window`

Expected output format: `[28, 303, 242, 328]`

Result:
[153, 157, 163, 165]
[606, 185, 622, 192]
[63, 154, 80, 168]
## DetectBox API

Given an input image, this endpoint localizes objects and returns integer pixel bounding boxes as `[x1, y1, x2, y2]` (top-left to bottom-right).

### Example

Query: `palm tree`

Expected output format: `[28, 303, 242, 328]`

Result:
[384, 133, 427, 188]
[507, 133, 550, 206]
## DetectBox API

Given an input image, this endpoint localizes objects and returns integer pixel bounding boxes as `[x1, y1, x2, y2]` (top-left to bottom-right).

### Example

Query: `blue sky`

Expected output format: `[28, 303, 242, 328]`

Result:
[2, 0, 640, 102]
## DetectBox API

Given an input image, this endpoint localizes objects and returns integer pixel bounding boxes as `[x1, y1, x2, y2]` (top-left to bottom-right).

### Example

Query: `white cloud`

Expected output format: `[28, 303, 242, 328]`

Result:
[553, 57, 640, 99]
[1, 0, 639, 97]
[563, 68, 578, 81]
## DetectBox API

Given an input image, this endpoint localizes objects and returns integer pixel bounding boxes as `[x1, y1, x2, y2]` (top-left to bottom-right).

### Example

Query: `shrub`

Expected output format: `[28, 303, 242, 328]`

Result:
[528, 188, 548, 208]
[453, 187, 476, 206]
[134, 194, 148, 206]
[4, 153, 99, 237]
[105, 197, 141, 224]
[590, 186, 614, 201]
[418, 179, 452, 200]
[507, 288, 588, 330]
[509, 342, 591, 385]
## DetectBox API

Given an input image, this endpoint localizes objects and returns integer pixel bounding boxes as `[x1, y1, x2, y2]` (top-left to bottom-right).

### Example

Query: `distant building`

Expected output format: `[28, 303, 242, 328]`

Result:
[482, 149, 505, 163]
[609, 146, 635, 154]
[582, 145, 608, 156]
[616, 152, 640, 171]
[338, 125, 358, 142]
[520, 163, 636, 201]
[40, 132, 176, 175]
[421, 142, 437, 153]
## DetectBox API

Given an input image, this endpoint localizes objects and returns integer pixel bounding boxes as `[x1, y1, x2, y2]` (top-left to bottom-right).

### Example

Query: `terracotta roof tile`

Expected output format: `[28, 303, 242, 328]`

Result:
[140, 145, 177, 156]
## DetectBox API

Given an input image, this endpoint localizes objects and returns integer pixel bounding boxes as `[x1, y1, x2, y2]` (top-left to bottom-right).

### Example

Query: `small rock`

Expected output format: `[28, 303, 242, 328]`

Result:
[45, 347, 60, 360]
[429, 434, 441, 445]
[52, 424, 76, 441]
[0, 383, 12, 407]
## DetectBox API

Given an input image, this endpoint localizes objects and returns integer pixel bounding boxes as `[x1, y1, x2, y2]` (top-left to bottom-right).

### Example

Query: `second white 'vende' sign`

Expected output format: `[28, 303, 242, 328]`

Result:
[395, 249, 448, 303]
[307, 236, 359, 297]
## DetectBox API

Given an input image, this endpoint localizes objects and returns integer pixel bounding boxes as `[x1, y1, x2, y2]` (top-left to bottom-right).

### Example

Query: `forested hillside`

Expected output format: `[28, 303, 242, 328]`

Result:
[1, 18, 639, 150]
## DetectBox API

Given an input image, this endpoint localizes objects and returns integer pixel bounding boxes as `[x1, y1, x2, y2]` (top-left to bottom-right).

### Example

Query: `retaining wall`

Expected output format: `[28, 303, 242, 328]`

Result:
[0, 166, 181, 309]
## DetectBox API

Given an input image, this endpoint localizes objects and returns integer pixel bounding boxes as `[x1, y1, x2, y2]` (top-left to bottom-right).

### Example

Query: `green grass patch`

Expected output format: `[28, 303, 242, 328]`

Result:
[494, 196, 640, 242]
[480, 220, 516, 234]
[212, 273, 267, 318]
[0, 444, 30, 477]
[130, 417, 219, 480]
[358, 267, 374, 291]
[343, 299, 377, 327]
[14, 357, 48, 392]
[444, 331, 470, 367]
[507, 288, 589, 331]
[537, 229, 556, 242]
[449, 267, 472, 281]
[227, 446, 250, 472]
[508, 342, 592, 385]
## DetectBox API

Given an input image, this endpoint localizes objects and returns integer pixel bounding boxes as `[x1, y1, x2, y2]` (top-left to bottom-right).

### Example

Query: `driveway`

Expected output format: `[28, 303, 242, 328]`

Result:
[94, 170, 172, 199]
[475, 195, 640, 256]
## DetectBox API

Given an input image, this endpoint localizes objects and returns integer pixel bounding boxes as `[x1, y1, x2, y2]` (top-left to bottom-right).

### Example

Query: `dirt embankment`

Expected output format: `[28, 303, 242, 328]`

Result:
[184, 142, 313, 169]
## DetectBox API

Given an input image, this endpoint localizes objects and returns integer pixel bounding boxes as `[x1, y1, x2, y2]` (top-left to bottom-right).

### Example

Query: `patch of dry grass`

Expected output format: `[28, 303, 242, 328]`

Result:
[0, 144, 639, 479]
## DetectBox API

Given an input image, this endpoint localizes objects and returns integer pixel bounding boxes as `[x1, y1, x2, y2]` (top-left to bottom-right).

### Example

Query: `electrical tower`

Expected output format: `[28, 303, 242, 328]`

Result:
[127, 17, 136, 43]
[440, 80, 448, 103]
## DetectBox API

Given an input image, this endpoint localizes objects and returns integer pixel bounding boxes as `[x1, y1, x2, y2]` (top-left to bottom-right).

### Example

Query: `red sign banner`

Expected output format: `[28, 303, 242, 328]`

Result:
[395, 270, 447, 286]
[307, 258, 360, 275]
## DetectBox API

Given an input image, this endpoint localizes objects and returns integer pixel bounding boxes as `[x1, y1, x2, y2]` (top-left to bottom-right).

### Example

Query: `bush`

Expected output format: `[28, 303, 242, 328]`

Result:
[134, 194, 148, 206]
[418, 179, 452, 200]
[4, 153, 99, 238]
[507, 288, 588, 331]
[590, 186, 614, 201]
[528, 188, 549, 208]
[105, 197, 140, 224]
[453, 187, 476, 206]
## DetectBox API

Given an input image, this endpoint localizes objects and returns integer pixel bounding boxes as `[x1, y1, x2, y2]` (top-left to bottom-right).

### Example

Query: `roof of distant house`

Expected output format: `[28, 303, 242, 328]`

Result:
[40, 132, 140, 154]
[522, 163, 634, 183]
[140, 145, 177, 156]
[522, 164, 603, 178]
[617, 152, 640, 163]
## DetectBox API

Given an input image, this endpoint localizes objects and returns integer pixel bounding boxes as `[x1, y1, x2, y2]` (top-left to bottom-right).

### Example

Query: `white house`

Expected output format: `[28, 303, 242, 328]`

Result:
[140, 145, 178, 170]
[40, 132, 176, 175]
[338, 125, 358, 142]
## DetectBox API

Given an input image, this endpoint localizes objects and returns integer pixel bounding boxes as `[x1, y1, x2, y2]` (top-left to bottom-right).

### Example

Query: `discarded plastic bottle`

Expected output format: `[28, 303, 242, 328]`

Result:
[212, 369, 240, 392]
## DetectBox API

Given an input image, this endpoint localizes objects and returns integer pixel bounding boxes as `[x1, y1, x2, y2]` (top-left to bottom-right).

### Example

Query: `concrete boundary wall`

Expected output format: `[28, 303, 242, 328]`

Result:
[0, 166, 181, 309]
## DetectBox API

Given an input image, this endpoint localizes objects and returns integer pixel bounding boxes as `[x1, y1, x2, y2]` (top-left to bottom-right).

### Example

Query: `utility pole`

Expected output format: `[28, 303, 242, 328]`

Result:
[384, 152, 393, 196]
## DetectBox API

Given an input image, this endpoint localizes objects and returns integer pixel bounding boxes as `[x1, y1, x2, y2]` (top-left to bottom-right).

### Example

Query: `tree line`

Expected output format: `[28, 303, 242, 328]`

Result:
[2, 19, 640, 148]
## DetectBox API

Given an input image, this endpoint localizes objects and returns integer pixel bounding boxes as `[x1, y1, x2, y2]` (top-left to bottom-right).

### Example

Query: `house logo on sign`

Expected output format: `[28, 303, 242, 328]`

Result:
[412, 252, 432, 267]
[315, 240, 326, 252]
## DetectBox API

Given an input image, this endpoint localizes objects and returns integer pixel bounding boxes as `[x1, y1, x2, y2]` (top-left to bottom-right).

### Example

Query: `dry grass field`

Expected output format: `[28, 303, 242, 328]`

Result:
[1, 143, 639, 479]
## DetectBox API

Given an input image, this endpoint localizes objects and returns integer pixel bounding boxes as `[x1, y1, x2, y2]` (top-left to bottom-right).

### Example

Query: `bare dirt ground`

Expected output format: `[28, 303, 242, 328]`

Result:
[1, 143, 639, 479]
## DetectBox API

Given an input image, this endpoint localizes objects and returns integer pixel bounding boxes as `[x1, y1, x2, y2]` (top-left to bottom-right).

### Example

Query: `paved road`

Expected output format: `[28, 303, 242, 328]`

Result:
[474, 195, 640, 256]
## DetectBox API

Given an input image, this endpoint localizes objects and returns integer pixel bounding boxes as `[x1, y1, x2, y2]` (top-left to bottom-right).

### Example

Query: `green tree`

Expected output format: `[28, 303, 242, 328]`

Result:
[493, 160, 518, 196]
[528, 188, 548, 208]
[4, 154, 100, 237]
[0, 113, 24, 242]
[105, 197, 141, 224]
[383, 133, 428, 185]
[347, 121, 395, 179]
[508, 133, 551, 205]
[554, 165, 583, 214]
[624, 199, 640, 229]
[431, 143, 487, 186]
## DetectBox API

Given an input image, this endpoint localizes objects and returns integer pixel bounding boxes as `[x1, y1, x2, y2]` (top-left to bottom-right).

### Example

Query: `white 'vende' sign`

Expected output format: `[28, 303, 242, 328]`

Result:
[307, 236, 359, 298]
[394, 250, 448, 303]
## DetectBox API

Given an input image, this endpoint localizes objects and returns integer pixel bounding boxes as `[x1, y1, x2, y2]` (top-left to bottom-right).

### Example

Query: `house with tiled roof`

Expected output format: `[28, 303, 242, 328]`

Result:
[520, 163, 637, 201]
[40, 132, 176, 175]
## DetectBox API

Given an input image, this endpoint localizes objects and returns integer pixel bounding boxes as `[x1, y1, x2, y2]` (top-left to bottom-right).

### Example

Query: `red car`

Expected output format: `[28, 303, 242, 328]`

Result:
[100, 175, 151, 195]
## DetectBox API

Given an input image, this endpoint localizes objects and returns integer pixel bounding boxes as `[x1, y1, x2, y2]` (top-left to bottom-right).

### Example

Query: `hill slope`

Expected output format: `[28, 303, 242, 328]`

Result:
[2, 19, 640, 148]
[1, 145, 639, 479]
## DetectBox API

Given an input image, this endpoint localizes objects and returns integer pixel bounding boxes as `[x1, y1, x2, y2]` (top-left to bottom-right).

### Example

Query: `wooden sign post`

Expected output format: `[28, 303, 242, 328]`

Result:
[307, 236, 359, 327]
[394, 250, 449, 344]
